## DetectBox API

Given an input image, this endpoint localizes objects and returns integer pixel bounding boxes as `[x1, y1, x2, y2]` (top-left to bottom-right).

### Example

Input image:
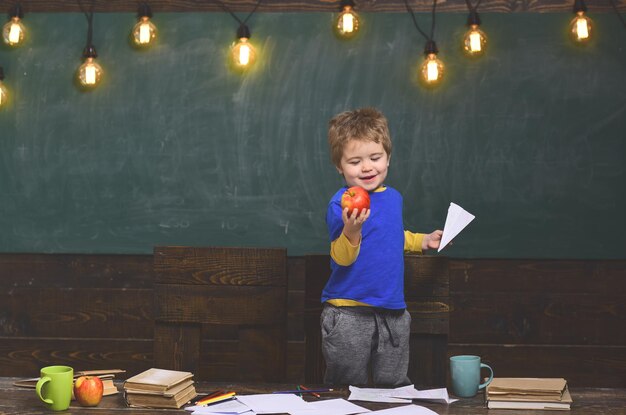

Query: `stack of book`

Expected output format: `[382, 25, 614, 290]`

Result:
[486, 377, 573, 410]
[123, 368, 197, 409]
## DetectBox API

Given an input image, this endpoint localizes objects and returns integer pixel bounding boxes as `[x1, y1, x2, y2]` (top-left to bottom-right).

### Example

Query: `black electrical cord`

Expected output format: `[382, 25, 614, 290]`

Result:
[607, 0, 626, 30]
[77, 0, 96, 56]
[213, 0, 262, 28]
[403, 0, 438, 43]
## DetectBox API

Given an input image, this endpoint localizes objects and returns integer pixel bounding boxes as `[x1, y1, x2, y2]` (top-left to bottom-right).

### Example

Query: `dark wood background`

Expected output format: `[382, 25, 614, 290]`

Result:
[1, 252, 624, 387]
[10, 0, 626, 13]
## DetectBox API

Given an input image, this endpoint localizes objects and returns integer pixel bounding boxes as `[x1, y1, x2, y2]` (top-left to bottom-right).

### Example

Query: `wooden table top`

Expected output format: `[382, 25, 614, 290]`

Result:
[1, 377, 625, 415]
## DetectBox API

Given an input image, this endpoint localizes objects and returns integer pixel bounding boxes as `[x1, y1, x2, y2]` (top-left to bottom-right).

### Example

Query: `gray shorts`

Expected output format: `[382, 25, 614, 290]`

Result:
[321, 303, 411, 386]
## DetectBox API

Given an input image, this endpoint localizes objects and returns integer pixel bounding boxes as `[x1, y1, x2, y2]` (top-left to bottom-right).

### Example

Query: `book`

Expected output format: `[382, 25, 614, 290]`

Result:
[123, 368, 193, 393]
[124, 383, 197, 409]
[124, 379, 193, 397]
[488, 388, 573, 410]
[486, 378, 572, 410]
[487, 377, 567, 398]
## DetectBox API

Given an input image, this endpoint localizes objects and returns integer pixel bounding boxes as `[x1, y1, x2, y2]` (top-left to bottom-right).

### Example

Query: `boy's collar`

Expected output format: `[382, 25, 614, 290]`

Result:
[373, 185, 386, 193]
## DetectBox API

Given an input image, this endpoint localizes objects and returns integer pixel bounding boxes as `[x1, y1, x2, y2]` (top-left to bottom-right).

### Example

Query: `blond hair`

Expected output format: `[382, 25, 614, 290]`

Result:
[328, 107, 392, 168]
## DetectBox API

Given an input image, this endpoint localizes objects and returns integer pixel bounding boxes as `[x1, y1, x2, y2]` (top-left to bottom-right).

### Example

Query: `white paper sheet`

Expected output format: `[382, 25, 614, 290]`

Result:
[438, 202, 475, 252]
[185, 398, 252, 414]
[348, 385, 413, 403]
[389, 387, 458, 404]
[289, 398, 371, 415]
[235, 393, 311, 414]
[366, 404, 439, 415]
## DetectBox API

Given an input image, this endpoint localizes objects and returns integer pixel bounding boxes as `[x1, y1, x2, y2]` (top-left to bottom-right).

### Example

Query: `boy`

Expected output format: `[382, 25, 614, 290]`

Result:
[322, 107, 443, 386]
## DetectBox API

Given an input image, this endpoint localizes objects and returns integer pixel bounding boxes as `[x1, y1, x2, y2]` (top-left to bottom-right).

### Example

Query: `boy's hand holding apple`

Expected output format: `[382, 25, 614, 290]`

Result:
[341, 186, 371, 245]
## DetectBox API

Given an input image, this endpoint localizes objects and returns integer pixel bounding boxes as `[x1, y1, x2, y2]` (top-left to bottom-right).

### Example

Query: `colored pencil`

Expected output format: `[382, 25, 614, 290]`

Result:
[299, 385, 321, 398]
[192, 389, 224, 404]
[197, 391, 236, 406]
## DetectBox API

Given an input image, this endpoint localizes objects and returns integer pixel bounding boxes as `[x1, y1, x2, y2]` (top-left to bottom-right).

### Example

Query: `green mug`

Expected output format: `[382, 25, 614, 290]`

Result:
[450, 355, 493, 398]
[36, 365, 74, 411]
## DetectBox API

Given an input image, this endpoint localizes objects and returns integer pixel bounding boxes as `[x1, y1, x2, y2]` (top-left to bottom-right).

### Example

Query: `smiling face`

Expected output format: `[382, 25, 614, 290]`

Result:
[337, 138, 390, 192]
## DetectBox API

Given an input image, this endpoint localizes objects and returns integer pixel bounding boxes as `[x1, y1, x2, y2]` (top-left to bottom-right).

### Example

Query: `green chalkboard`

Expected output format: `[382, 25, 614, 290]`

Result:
[0, 13, 624, 258]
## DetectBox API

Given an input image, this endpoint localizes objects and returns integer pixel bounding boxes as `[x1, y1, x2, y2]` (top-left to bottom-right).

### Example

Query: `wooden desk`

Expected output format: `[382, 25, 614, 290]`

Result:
[2, 378, 625, 415]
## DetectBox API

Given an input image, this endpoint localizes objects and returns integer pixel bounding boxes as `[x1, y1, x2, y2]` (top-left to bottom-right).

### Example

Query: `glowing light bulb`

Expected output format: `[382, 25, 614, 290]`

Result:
[462, 10, 487, 58]
[419, 41, 444, 88]
[569, 0, 592, 45]
[76, 46, 103, 90]
[231, 25, 256, 71]
[570, 11, 592, 44]
[0, 67, 8, 109]
[131, 4, 157, 48]
[463, 26, 487, 57]
[335, 0, 360, 39]
[3, 4, 26, 47]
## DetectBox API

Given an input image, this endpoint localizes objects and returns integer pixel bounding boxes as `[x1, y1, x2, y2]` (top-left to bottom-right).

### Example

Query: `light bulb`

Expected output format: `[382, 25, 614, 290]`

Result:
[131, 4, 157, 48]
[77, 46, 103, 90]
[3, 9, 25, 47]
[419, 41, 444, 88]
[0, 68, 8, 109]
[463, 25, 487, 58]
[569, 11, 592, 44]
[335, 0, 360, 39]
[231, 25, 256, 71]
[462, 10, 487, 58]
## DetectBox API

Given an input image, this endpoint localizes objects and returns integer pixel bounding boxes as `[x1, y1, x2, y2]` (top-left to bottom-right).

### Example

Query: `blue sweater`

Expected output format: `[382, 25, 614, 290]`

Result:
[322, 186, 406, 310]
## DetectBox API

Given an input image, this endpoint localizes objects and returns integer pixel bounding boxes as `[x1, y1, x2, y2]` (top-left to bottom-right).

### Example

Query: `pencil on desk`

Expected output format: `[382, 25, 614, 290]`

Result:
[196, 391, 236, 406]
[299, 385, 321, 398]
[192, 389, 224, 405]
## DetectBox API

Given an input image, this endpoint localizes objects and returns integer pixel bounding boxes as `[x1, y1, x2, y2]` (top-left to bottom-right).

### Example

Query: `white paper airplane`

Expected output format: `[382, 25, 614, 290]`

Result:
[438, 202, 475, 252]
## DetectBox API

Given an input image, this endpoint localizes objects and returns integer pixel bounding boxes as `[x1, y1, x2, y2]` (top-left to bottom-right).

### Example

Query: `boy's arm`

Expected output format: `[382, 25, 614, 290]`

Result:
[330, 207, 370, 266]
[404, 231, 425, 254]
[330, 232, 361, 266]
[405, 230, 444, 252]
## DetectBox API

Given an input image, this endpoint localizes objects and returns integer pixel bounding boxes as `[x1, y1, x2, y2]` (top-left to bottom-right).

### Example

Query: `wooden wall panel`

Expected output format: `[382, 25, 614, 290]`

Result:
[0, 253, 155, 378]
[14, 0, 626, 13]
[154, 246, 287, 286]
[0, 253, 154, 289]
[0, 338, 153, 378]
[155, 284, 285, 325]
[154, 246, 287, 382]
[451, 293, 626, 344]
[449, 259, 626, 388]
[1, 288, 153, 338]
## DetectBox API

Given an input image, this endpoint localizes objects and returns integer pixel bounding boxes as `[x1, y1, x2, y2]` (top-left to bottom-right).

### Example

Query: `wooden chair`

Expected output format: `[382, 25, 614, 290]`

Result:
[153, 246, 287, 382]
[304, 254, 450, 387]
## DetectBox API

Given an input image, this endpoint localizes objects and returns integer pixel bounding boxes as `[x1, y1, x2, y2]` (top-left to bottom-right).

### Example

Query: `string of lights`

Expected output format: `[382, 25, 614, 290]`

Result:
[608, 0, 626, 30]
[0, 0, 623, 105]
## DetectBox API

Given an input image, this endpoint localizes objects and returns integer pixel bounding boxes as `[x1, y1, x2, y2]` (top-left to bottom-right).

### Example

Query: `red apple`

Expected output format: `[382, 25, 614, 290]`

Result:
[341, 186, 370, 217]
[73, 375, 103, 407]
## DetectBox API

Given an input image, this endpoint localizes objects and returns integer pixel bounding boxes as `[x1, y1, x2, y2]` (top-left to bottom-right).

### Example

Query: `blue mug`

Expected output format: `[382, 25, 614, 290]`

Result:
[449, 355, 493, 398]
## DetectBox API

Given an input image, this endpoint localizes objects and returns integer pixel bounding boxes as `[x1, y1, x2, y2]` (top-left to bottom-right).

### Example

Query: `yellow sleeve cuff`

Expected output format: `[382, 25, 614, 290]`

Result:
[404, 231, 424, 254]
[330, 231, 361, 266]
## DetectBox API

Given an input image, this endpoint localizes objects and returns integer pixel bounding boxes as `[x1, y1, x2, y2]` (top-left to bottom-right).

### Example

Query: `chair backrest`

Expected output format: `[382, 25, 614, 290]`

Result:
[304, 254, 450, 387]
[154, 246, 287, 382]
